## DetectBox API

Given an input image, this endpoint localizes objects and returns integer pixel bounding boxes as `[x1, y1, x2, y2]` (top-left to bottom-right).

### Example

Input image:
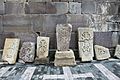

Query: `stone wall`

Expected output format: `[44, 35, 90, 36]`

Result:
[0, 0, 120, 60]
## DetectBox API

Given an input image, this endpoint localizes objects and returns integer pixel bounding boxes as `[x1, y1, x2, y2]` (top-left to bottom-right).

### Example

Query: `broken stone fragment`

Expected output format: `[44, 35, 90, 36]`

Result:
[56, 24, 72, 51]
[114, 45, 120, 59]
[94, 45, 111, 60]
[2, 38, 20, 64]
[19, 42, 35, 63]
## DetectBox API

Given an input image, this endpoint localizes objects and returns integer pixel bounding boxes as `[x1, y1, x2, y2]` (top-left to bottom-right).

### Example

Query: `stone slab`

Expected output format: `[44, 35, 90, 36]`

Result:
[28, 0, 52, 2]
[6, 0, 26, 2]
[2, 38, 20, 64]
[94, 45, 111, 60]
[56, 24, 72, 51]
[34, 57, 49, 64]
[19, 42, 35, 62]
[0, 2, 5, 15]
[78, 28, 93, 41]
[37, 36, 49, 58]
[114, 45, 120, 59]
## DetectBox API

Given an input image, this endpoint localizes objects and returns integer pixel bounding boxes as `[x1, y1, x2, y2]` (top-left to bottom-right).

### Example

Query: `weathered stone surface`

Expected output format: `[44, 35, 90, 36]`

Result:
[37, 36, 49, 58]
[94, 45, 111, 60]
[6, 0, 26, 2]
[0, 2, 5, 15]
[34, 58, 49, 64]
[81, 1, 96, 14]
[78, 40, 94, 61]
[78, 28, 93, 41]
[68, 2, 81, 14]
[3, 14, 31, 32]
[2, 38, 20, 64]
[0, 16, 3, 33]
[56, 24, 72, 51]
[26, 2, 68, 14]
[19, 42, 35, 62]
[114, 45, 120, 59]
[5, 2, 25, 14]
[54, 49, 76, 66]
[28, 0, 52, 2]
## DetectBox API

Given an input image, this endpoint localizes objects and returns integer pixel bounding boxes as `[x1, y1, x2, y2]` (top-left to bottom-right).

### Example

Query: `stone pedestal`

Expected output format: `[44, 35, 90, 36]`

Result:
[54, 24, 76, 66]
[94, 45, 111, 60]
[115, 45, 120, 59]
[78, 28, 94, 62]
[54, 49, 76, 66]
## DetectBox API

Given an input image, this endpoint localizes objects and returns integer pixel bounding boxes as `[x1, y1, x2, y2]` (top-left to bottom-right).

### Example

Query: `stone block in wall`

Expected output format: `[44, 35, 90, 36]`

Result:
[107, 22, 119, 31]
[68, 2, 81, 14]
[28, 0, 52, 2]
[94, 32, 118, 48]
[93, 23, 108, 31]
[6, 0, 26, 2]
[0, 2, 5, 15]
[25, 2, 68, 14]
[5, 2, 25, 14]
[3, 14, 31, 32]
[0, 16, 3, 33]
[43, 14, 67, 33]
[81, 1, 96, 14]
[30, 14, 45, 32]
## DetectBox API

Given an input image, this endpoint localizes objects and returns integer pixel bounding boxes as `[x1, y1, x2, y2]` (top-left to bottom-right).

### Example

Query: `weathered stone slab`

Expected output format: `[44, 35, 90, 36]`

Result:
[114, 45, 120, 59]
[34, 57, 49, 64]
[37, 36, 49, 58]
[0, 16, 3, 33]
[6, 0, 26, 2]
[68, 2, 81, 14]
[19, 42, 35, 63]
[56, 24, 72, 51]
[0, 2, 5, 15]
[94, 45, 111, 60]
[78, 40, 93, 61]
[5, 2, 25, 14]
[2, 38, 20, 64]
[54, 49, 76, 66]
[78, 28, 93, 41]
[28, 0, 52, 2]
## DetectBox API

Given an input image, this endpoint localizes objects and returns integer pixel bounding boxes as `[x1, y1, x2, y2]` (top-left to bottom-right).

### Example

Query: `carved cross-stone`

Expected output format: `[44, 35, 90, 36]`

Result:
[94, 45, 111, 60]
[2, 38, 20, 64]
[56, 24, 72, 51]
[19, 42, 35, 63]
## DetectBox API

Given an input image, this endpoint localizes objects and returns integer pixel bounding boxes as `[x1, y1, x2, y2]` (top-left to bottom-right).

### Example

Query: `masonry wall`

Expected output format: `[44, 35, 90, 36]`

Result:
[0, 0, 120, 60]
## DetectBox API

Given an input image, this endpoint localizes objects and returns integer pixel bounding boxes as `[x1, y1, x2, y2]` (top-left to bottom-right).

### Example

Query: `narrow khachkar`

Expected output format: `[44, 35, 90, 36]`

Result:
[54, 24, 76, 66]
[34, 36, 49, 64]
[94, 45, 111, 60]
[114, 45, 120, 59]
[78, 28, 94, 61]
[19, 42, 35, 63]
[2, 38, 20, 64]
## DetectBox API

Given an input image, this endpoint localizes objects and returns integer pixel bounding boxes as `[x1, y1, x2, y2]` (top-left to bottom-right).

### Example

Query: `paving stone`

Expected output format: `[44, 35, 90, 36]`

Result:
[19, 42, 35, 63]
[94, 45, 111, 60]
[68, 2, 81, 14]
[37, 36, 50, 58]
[3, 14, 31, 32]
[81, 1, 96, 14]
[2, 38, 20, 64]
[5, 2, 25, 14]
[56, 24, 72, 51]
[0, 2, 5, 15]
[114, 45, 120, 59]
[28, 0, 52, 2]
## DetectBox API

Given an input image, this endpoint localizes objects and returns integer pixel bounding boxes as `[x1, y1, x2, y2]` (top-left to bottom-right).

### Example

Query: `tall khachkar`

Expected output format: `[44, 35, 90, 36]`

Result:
[78, 28, 94, 62]
[54, 24, 76, 66]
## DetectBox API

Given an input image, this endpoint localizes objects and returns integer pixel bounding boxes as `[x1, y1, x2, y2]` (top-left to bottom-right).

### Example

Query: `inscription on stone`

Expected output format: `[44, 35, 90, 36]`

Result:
[2, 38, 20, 64]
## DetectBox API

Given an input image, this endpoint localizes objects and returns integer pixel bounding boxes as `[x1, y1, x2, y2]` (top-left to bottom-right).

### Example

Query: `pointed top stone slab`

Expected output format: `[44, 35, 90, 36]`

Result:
[56, 24, 72, 51]
[2, 38, 20, 64]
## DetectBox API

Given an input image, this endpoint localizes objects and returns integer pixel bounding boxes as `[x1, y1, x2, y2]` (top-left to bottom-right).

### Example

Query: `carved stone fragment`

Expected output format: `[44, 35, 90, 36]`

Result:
[19, 42, 35, 63]
[2, 38, 20, 64]
[94, 45, 111, 60]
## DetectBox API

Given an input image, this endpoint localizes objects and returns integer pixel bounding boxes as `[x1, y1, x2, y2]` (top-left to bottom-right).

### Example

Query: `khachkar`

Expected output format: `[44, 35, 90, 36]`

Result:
[2, 38, 20, 64]
[19, 42, 35, 63]
[34, 36, 50, 64]
[78, 28, 94, 61]
[54, 24, 76, 66]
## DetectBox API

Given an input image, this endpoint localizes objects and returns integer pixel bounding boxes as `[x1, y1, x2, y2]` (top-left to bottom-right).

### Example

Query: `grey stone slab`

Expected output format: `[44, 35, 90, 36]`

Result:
[0, 2, 5, 15]
[5, 2, 25, 14]
[94, 45, 111, 60]
[19, 42, 35, 62]
[28, 0, 52, 2]
[56, 24, 72, 51]
[81, 1, 96, 14]
[68, 2, 81, 14]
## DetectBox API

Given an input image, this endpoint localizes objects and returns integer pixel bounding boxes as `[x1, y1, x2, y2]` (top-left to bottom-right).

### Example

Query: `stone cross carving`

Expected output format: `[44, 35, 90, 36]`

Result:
[2, 38, 20, 64]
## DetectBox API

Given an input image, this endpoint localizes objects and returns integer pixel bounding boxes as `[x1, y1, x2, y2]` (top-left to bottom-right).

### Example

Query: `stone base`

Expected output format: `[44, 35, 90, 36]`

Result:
[54, 49, 76, 66]
[81, 56, 93, 62]
[34, 57, 49, 64]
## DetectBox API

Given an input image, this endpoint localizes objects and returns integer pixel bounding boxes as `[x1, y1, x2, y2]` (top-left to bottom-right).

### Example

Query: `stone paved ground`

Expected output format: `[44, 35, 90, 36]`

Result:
[0, 59, 120, 80]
